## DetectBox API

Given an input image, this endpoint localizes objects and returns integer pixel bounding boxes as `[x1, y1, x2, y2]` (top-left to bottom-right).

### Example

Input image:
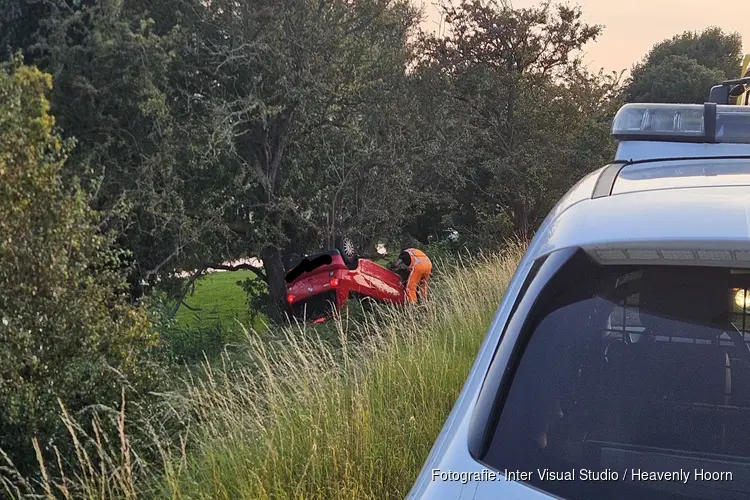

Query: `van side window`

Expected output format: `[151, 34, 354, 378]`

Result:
[480, 263, 750, 500]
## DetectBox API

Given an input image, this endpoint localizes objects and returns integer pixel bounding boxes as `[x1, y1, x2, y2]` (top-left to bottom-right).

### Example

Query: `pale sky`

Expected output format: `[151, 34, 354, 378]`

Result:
[417, 0, 750, 76]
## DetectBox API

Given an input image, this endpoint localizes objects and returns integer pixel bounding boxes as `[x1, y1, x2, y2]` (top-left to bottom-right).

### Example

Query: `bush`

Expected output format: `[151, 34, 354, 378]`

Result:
[145, 289, 226, 365]
[0, 55, 167, 478]
[237, 276, 273, 327]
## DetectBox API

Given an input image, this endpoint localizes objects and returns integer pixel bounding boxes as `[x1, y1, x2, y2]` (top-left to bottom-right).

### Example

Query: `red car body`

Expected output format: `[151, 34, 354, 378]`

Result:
[285, 250, 406, 322]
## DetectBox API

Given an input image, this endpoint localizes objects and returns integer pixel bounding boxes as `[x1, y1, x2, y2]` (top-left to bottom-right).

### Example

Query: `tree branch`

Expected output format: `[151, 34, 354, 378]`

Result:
[268, 102, 298, 194]
[228, 222, 253, 236]
[142, 217, 219, 283]
[144, 245, 185, 283]
[180, 300, 201, 312]
[170, 265, 208, 316]
[278, 199, 322, 235]
[205, 263, 267, 282]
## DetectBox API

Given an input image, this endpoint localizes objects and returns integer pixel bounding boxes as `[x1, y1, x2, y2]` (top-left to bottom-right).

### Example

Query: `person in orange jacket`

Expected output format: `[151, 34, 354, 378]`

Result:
[392, 248, 432, 304]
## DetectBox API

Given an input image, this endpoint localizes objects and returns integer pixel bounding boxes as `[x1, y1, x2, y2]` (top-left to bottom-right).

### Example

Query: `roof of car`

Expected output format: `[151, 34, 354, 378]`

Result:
[543, 184, 750, 250]
[530, 144, 750, 267]
[611, 158, 750, 195]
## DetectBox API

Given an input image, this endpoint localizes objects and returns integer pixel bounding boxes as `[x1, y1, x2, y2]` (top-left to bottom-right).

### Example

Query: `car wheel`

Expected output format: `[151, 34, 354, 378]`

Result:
[334, 234, 359, 269]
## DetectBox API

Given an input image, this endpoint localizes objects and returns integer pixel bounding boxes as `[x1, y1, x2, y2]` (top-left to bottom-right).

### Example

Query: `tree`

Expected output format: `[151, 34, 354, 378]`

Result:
[627, 27, 743, 103]
[28, 2, 209, 303]
[414, 0, 616, 240]
[626, 55, 726, 104]
[0, 0, 105, 66]
[300, 58, 432, 253]
[0, 55, 164, 476]
[0, 0, 45, 61]
[164, 0, 422, 318]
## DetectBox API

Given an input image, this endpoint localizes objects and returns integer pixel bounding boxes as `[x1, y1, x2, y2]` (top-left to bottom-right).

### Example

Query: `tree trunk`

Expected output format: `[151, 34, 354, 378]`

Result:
[513, 200, 530, 240]
[261, 244, 289, 322]
[127, 275, 146, 304]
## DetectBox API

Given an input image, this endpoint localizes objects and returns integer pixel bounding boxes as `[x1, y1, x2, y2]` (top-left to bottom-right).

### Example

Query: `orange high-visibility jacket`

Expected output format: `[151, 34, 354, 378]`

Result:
[401, 248, 432, 303]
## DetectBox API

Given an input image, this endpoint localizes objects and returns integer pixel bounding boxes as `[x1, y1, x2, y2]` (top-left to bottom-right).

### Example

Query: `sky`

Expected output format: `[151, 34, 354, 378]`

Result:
[416, 0, 750, 76]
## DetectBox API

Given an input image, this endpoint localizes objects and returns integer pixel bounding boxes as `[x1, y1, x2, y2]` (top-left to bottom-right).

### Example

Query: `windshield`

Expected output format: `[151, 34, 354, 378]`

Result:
[482, 257, 750, 500]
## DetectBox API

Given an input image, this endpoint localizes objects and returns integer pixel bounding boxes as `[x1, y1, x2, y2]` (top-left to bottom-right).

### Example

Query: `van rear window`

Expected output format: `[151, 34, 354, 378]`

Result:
[482, 260, 750, 500]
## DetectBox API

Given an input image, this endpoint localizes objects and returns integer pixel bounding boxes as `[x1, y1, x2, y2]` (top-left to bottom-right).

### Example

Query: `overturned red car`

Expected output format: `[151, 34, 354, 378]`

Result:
[284, 236, 409, 322]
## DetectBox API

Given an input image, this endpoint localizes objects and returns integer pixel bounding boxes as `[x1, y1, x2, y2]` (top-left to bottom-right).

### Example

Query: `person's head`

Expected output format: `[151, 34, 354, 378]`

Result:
[396, 249, 412, 268]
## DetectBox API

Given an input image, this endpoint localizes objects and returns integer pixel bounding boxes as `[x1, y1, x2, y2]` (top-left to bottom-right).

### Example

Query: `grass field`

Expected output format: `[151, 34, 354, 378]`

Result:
[175, 270, 266, 332]
[6, 246, 524, 499]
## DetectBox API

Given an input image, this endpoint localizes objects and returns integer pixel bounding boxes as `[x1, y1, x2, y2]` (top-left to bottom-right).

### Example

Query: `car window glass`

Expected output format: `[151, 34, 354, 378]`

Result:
[482, 263, 750, 500]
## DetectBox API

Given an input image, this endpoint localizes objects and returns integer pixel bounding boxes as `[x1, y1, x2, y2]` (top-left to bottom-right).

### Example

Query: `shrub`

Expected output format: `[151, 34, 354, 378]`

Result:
[237, 276, 273, 327]
[0, 55, 166, 478]
[145, 289, 226, 365]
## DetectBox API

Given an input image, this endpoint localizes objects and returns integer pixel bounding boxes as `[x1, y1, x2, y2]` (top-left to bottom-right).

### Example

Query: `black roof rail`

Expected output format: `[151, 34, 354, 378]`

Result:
[719, 77, 750, 86]
[709, 77, 750, 105]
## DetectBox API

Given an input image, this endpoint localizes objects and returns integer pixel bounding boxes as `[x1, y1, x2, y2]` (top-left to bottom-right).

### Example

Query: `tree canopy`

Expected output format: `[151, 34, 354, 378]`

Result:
[412, 0, 622, 240]
[627, 27, 743, 103]
[0, 0, 644, 317]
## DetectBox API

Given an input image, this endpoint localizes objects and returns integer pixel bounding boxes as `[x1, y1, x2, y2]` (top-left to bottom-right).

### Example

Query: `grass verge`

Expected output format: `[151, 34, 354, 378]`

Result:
[1, 245, 523, 499]
[176, 270, 266, 332]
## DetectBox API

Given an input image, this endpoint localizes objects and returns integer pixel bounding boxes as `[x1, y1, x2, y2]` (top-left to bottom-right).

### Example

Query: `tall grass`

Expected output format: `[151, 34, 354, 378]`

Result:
[1, 245, 524, 499]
